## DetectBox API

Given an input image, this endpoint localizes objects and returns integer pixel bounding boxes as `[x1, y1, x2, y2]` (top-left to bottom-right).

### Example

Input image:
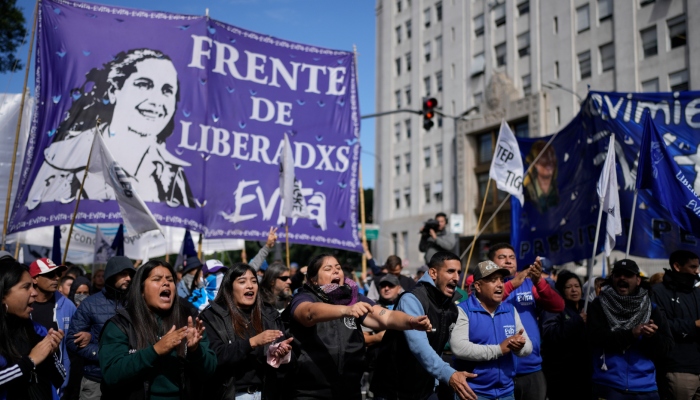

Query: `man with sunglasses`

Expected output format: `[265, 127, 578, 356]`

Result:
[588, 259, 673, 400]
[30, 257, 76, 397]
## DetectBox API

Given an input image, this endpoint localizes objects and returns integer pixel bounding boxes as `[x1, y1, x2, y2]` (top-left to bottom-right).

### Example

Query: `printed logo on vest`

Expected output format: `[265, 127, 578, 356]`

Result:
[344, 317, 357, 329]
[516, 291, 534, 305]
[504, 324, 516, 337]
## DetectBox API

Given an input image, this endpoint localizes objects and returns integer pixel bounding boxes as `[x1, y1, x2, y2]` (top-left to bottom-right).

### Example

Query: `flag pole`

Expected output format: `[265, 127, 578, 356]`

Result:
[13, 241, 20, 259]
[461, 178, 491, 289]
[353, 44, 368, 277]
[625, 190, 639, 258]
[460, 127, 563, 261]
[285, 219, 290, 269]
[583, 201, 605, 313]
[165, 226, 170, 263]
[197, 232, 203, 260]
[64, 119, 100, 263]
[2, 0, 39, 250]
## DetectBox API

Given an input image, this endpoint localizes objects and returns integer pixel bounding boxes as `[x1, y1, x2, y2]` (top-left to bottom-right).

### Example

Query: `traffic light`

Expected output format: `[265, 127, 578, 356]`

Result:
[422, 98, 438, 131]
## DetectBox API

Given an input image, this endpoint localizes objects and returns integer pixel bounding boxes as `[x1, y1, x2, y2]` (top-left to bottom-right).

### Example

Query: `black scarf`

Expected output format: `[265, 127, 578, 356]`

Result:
[598, 286, 651, 331]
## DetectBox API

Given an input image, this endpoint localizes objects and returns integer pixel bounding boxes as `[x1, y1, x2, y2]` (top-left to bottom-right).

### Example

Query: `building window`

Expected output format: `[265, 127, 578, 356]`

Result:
[435, 144, 443, 165]
[395, 58, 401, 76]
[424, 76, 431, 96]
[424, 8, 431, 28]
[437, 115, 443, 128]
[474, 92, 483, 105]
[471, 52, 485, 76]
[641, 26, 657, 58]
[424, 42, 432, 62]
[405, 153, 411, 173]
[578, 50, 591, 80]
[404, 188, 411, 207]
[396, 26, 402, 44]
[522, 74, 531, 95]
[641, 78, 659, 92]
[577, 5, 590, 33]
[553, 16, 558, 34]
[394, 191, 400, 209]
[478, 134, 492, 163]
[474, 14, 484, 37]
[598, 0, 613, 20]
[405, 119, 412, 138]
[392, 232, 398, 253]
[401, 231, 409, 258]
[495, 43, 506, 67]
[424, 184, 431, 204]
[554, 106, 561, 126]
[518, 32, 530, 57]
[433, 181, 443, 203]
[669, 70, 689, 92]
[640, 0, 655, 6]
[477, 173, 492, 202]
[600, 42, 615, 72]
[668, 16, 686, 49]
[396, 0, 402, 13]
[394, 123, 401, 142]
[394, 155, 401, 175]
[436, 36, 443, 58]
[518, 1, 530, 16]
[395, 90, 401, 109]
[436, 71, 443, 92]
[494, 3, 506, 27]
[406, 20, 412, 39]
[554, 61, 559, 79]
[405, 86, 412, 106]
[424, 147, 432, 168]
[406, 52, 412, 71]
[514, 120, 529, 137]
[436, 2, 443, 21]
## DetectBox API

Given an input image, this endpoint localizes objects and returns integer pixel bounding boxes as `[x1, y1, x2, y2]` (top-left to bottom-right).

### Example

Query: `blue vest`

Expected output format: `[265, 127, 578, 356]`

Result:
[454, 295, 516, 399]
[504, 277, 541, 374]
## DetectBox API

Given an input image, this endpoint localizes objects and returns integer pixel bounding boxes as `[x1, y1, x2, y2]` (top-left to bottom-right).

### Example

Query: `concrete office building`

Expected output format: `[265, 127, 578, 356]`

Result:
[374, 0, 698, 269]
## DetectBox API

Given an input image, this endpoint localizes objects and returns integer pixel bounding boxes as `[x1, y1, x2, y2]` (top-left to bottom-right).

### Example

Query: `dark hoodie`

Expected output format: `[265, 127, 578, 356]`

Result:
[66, 258, 135, 382]
[651, 269, 700, 374]
[68, 276, 92, 306]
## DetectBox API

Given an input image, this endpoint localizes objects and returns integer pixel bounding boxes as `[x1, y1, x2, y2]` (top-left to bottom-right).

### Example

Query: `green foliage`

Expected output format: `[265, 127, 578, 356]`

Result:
[0, 0, 27, 73]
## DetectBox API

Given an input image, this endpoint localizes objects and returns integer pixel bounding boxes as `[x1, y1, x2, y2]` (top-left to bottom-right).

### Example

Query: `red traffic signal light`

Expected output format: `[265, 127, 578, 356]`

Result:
[422, 98, 438, 131]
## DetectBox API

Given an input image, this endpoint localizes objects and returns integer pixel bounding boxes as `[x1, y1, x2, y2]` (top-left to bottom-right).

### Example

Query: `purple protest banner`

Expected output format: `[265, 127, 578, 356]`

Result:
[9, 0, 362, 252]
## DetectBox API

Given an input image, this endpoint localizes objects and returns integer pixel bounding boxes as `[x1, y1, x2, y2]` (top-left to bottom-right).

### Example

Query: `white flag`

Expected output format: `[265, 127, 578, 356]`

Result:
[279, 133, 309, 219]
[489, 120, 524, 205]
[88, 133, 162, 235]
[93, 226, 114, 265]
[597, 135, 622, 256]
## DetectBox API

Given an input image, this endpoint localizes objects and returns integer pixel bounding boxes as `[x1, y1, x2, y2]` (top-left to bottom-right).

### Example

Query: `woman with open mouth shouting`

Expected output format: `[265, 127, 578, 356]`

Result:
[284, 253, 433, 400]
[99, 260, 217, 399]
[199, 262, 293, 400]
[0, 257, 67, 400]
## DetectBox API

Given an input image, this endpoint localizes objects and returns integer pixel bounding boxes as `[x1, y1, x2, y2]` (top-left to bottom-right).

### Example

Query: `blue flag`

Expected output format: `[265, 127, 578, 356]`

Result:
[637, 112, 700, 235]
[110, 224, 125, 257]
[174, 230, 197, 269]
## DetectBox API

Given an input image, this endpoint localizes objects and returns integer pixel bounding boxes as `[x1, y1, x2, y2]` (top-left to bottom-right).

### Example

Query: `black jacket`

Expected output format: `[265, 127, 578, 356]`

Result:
[539, 299, 590, 399]
[198, 301, 286, 400]
[371, 281, 462, 400]
[651, 269, 700, 374]
[283, 287, 366, 400]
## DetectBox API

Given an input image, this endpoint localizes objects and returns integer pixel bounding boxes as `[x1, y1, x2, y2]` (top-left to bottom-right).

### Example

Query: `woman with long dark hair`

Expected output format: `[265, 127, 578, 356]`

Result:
[286, 253, 433, 400]
[199, 263, 293, 399]
[0, 258, 66, 399]
[26, 48, 194, 209]
[259, 261, 292, 312]
[99, 260, 216, 399]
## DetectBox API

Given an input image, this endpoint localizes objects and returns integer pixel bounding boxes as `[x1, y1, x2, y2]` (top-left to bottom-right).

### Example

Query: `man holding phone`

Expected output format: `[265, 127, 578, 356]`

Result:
[588, 259, 673, 399]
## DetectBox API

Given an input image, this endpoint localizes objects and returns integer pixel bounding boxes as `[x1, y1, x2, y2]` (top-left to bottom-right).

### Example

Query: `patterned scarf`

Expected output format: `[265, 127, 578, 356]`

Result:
[598, 285, 651, 331]
[306, 277, 359, 306]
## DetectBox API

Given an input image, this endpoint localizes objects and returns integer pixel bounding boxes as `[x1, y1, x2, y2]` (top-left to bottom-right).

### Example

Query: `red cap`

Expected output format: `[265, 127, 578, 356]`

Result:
[29, 258, 66, 278]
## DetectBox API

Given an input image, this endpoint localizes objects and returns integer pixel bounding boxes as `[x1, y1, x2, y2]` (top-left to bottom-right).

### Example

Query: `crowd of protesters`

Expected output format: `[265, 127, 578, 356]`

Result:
[1, 240, 699, 400]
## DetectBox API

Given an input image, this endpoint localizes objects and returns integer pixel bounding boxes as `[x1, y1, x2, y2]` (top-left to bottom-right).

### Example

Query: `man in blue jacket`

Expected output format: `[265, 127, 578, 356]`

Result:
[67, 256, 135, 400]
[29, 257, 76, 399]
[588, 259, 673, 400]
[450, 260, 532, 400]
